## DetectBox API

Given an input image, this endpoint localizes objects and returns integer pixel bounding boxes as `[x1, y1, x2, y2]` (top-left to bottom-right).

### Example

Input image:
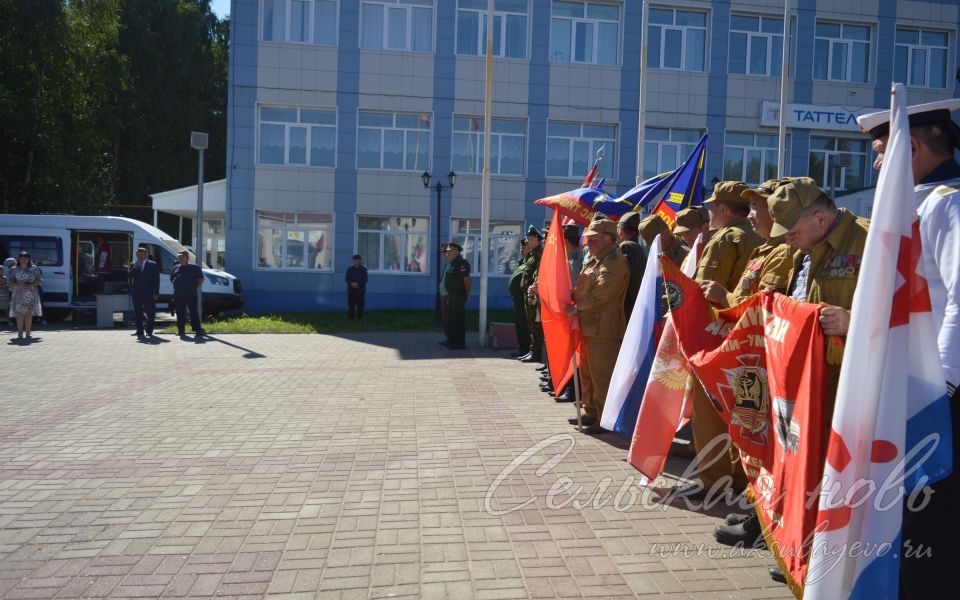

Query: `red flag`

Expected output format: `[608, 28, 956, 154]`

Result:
[537, 210, 580, 393]
[580, 162, 599, 188]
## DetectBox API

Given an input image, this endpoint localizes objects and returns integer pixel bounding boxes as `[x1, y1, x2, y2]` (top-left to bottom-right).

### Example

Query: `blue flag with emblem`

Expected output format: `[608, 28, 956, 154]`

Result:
[651, 134, 708, 229]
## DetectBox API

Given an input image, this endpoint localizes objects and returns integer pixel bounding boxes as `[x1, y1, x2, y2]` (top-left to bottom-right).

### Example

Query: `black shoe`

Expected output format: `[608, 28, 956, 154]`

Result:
[536, 365, 548, 372]
[581, 422, 604, 434]
[510, 349, 529, 358]
[439, 339, 450, 346]
[724, 512, 750, 526]
[520, 354, 542, 363]
[769, 567, 786, 584]
[567, 414, 597, 426]
[714, 514, 765, 549]
[177, 330, 186, 337]
[517, 352, 532, 361]
[554, 391, 574, 402]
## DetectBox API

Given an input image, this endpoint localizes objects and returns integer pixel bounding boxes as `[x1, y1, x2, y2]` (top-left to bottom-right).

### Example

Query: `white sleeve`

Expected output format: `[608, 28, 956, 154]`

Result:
[927, 193, 960, 386]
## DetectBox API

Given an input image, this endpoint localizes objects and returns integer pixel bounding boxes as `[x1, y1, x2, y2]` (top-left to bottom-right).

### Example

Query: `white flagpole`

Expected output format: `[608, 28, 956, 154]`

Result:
[635, 0, 650, 185]
[777, 0, 791, 177]
[478, 0, 494, 347]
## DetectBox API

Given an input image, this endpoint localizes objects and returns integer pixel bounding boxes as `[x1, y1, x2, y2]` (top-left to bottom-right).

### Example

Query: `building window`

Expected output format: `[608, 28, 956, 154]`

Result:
[643, 127, 701, 179]
[259, 107, 336, 167]
[450, 219, 524, 276]
[814, 22, 870, 83]
[357, 111, 431, 171]
[546, 122, 616, 180]
[808, 136, 869, 193]
[895, 28, 949, 89]
[262, 0, 337, 45]
[456, 0, 528, 59]
[647, 8, 706, 71]
[257, 212, 334, 270]
[452, 117, 526, 176]
[357, 216, 429, 273]
[722, 133, 780, 186]
[729, 15, 783, 76]
[361, 0, 433, 52]
[549, 1, 619, 66]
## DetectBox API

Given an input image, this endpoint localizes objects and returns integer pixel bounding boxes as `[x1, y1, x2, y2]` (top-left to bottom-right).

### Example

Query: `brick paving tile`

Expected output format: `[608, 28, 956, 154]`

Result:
[0, 330, 793, 599]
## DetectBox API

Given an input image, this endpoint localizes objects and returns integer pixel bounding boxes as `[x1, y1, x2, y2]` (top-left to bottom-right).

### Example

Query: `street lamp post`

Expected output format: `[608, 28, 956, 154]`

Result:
[190, 131, 209, 319]
[422, 170, 456, 325]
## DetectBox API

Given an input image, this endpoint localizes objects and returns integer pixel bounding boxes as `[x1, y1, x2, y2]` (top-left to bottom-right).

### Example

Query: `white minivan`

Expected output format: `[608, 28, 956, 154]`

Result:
[0, 214, 243, 319]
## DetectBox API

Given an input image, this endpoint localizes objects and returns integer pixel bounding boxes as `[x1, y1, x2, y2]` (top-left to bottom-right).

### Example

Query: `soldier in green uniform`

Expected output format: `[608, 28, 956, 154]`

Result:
[638, 214, 689, 268]
[507, 239, 531, 357]
[518, 226, 543, 363]
[673, 207, 711, 249]
[442, 243, 471, 350]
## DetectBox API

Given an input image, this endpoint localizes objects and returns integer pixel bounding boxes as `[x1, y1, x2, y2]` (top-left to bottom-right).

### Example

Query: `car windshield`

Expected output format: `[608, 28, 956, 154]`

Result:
[162, 238, 208, 269]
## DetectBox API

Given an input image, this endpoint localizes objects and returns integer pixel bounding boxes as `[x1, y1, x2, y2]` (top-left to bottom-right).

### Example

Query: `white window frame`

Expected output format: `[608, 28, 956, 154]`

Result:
[255, 211, 335, 271]
[356, 111, 432, 172]
[808, 135, 871, 194]
[449, 218, 524, 277]
[257, 106, 338, 167]
[643, 127, 703, 180]
[813, 21, 872, 83]
[360, 0, 435, 52]
[455, 0, 529, 59]
[895, 27, 950, 89]
[261, 0, 338, 45]
[452, 116, 527, 176]
[549, 1, 621, 66]
[722, 132, 782, 187]
[728, 14, 784, 77]
[546, 121, 617, 181]
[647, 7, 708, 72]
[355, 215, 431, 274]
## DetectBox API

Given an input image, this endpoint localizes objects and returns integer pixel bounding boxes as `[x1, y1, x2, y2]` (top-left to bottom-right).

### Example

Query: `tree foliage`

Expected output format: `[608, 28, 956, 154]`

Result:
[0, 0, 227, 215]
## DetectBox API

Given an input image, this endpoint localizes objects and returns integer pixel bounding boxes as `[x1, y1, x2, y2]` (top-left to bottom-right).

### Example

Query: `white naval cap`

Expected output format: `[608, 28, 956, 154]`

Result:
[856, 97, 960, 141]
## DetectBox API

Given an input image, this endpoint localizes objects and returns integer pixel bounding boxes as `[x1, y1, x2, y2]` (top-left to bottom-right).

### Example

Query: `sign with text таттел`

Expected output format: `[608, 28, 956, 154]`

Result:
[760, 101, 883, 132]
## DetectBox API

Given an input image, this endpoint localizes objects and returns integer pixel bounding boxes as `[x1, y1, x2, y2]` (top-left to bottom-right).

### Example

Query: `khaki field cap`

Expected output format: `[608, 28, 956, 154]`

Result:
[582, 218, 617, 239]
[740, 178, 791, 200]
[767, 177, 828, 238]
[618, 211, 641, 230]
[673, 207, 708, 233]
[704, 181, 751, 205]
[638, 214, 668, 245]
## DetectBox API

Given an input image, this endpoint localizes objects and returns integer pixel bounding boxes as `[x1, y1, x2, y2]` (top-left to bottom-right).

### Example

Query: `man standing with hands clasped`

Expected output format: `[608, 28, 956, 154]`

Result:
[129, 246, 160, 339]
[443, 242, 471, 350]
[170, 250, 205, 338]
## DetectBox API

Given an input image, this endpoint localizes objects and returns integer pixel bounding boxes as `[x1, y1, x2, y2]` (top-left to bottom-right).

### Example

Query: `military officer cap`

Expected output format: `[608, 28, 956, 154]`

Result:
[703, 181, 751, 206]
[445, 242, 463, 252]
[767, 177, 830, 238]
[582, 218, 617, 239]
[563, 223, 580, 244]
[856, 98, 960, 147]
[638, 214, 669, 245]
[672, 207, 709, 234]
[740, 178, 791, 201]
[525, 225, 544, 240]
[618, 211, 641, 231]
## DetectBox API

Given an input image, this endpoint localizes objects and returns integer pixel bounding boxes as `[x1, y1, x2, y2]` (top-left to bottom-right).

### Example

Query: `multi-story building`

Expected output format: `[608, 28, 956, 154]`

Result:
[226, 0, 960, 312]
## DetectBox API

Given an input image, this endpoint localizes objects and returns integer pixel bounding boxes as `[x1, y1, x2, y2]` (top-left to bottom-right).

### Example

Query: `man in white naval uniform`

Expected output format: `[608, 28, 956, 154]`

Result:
[859, 98, 960, 599]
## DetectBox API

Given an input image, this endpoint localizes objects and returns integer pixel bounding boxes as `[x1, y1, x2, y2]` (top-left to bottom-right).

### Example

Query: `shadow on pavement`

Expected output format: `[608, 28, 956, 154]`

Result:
[202, 334, 266, 359]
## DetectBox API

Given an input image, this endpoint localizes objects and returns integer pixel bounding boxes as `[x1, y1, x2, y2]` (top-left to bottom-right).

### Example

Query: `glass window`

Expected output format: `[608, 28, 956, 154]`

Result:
[546, 121, 616, 180]
[357, 216, 429, 273]
[256, 212, 334, 270]
[895, 27, 949, 89]
[357, 111, 431, 171]
[647, 7, 707, 71]
[450, 219, 524, 276]
[452, 116, 526, 175]
[549, 1, 619, 66]
[729, 15, 783, 77]
[262, 0, 337, 45]
[362, 0, 434, 52]
[456, 0, 528, 59]
[259, 106, 337, 167]
[0, 236, 63, 267]
[813, 21, 871, 83]
[642, 127, 702, 179]
[722, 132, 780, 186]
[807, 136, 869, 193]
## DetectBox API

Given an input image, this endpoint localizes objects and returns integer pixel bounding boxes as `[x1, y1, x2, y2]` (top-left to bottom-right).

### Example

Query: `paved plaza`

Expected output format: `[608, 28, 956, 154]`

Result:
[0, 328, 793, 599]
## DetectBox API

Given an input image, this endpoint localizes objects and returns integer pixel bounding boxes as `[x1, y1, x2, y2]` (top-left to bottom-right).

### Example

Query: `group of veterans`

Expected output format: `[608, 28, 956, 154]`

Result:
[505, 98, 958, 596]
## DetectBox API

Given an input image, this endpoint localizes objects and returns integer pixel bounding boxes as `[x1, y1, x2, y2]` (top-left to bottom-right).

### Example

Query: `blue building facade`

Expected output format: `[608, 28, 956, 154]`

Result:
[226, 0, 960, 313]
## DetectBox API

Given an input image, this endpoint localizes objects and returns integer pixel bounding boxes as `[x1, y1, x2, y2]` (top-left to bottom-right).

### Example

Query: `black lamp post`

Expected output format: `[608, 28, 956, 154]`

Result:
[422, 170, 456, 324]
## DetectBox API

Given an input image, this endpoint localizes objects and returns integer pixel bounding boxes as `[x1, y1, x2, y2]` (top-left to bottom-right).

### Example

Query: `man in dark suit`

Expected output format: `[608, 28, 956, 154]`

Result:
[129, 246, 160, 338]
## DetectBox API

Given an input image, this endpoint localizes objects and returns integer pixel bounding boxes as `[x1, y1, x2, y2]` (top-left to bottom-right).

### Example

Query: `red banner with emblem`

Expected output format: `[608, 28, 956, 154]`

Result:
[662, 258, 828, 597]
